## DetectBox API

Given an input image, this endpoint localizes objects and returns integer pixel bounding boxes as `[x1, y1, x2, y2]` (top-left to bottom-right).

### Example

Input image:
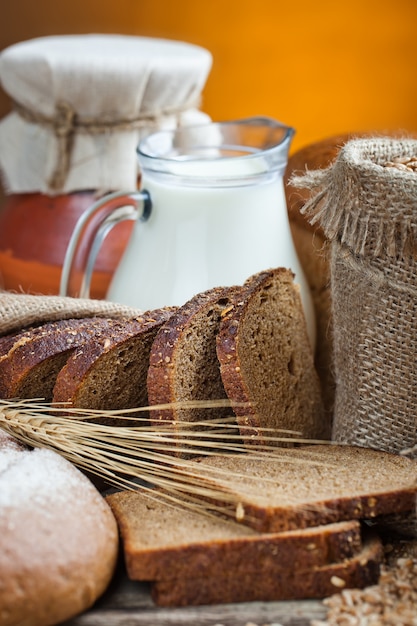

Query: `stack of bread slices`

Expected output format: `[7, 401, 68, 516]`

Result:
[1, 267, 417, 609]
[107, 443, 417, 607]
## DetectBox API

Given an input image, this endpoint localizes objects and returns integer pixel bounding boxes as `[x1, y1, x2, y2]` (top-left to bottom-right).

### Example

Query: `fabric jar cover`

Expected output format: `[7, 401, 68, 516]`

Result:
[0, 34, 212, 195]
[291, 137, 417, 457]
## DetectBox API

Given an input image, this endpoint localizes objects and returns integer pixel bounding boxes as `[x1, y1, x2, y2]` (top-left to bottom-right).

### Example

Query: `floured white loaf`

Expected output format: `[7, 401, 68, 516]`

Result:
[0, 430, 118, 626]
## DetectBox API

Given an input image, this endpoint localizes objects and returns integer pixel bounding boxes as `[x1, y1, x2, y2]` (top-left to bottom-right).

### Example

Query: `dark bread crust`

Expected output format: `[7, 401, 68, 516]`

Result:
[0, 317, 122, 400]
[52, 309, 175, 418]
[234, 485, 417, 535]
[107, 489, 363, 582]
[216, 268, 325, 443]
[151, 533, 383, 606]
[147, 287, 241, 454]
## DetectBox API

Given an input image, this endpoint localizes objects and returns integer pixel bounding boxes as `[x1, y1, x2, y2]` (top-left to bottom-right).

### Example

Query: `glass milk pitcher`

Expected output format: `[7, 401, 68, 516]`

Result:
[60, 117, 315, 346]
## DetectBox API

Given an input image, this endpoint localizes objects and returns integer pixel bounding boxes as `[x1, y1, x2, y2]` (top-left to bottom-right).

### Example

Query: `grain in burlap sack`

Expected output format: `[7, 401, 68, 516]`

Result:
[292, 138, 417, 536]
[0, 291, 141, 336]
[292, 137, 417, 456]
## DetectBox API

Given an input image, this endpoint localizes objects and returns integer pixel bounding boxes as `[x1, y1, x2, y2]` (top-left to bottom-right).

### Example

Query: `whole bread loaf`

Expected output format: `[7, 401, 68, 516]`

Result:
[151, 532, 383, 607]
[52, 309, 175, 419]
[0, 430, 118, 626]
[216, 268, 326, 443]
[107, 489, 362, 582]
[0, 317, 125, 401]
[147, 287, 241, 456]
[189, 445, 417, 532]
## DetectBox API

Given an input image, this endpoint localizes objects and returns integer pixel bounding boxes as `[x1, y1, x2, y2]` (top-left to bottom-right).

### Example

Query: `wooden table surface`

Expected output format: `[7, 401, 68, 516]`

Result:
[64, 561, 327, 626]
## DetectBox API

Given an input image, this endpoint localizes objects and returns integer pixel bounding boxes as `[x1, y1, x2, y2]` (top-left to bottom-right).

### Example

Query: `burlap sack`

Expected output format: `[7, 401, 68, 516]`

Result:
[292, 137, 417, 457]
[0, 291, 141, 336]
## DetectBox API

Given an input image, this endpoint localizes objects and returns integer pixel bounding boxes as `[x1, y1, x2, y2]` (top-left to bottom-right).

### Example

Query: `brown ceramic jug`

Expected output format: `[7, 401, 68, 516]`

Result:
[0, 191, 133, 299]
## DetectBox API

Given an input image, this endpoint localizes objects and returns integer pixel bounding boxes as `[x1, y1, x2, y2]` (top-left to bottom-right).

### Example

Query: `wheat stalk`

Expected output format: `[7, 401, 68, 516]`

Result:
[0, 398, 331, 520]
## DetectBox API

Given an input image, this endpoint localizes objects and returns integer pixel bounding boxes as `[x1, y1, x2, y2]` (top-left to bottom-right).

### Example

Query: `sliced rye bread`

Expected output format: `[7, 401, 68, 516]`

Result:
[0, 317, 124, 401]
[184, 445, 417, 533]
[52, 308, 176, 421]
[147, 287, 241, 456]
[151, 532, 383, 607]
[216, 268, 326, 444]
[106, 489, 362, 581]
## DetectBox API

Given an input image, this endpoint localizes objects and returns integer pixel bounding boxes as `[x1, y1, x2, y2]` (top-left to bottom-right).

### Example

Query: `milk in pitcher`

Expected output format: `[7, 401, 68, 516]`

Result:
[107, 155, 314, 343]
[61, 118, 315, 346]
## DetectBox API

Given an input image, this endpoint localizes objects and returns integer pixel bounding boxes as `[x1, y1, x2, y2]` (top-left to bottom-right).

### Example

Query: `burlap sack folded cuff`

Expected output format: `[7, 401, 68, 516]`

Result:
[291, 138, 417, 262]
[290, 137, 417, 457]
[0, 292, 142, 336]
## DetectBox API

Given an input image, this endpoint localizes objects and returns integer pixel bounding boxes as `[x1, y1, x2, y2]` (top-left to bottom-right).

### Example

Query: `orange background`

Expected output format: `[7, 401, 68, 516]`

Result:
[1, 0, 417, 154]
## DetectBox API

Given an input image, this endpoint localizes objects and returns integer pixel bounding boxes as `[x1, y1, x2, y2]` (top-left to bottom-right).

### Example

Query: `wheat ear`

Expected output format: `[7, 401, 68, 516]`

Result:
[0, 398, 331, 520]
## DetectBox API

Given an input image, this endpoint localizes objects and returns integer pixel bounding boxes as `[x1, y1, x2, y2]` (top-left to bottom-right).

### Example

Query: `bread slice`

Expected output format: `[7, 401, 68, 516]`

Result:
[147, 287, 241, 455]
[0, 317, 123, 400]
[216, 268, 326, 444]
[151, 532, 383, 607]
[52, 309, 175, 419]
[186, 445, 417, 532]
[106, 489, 362, 582]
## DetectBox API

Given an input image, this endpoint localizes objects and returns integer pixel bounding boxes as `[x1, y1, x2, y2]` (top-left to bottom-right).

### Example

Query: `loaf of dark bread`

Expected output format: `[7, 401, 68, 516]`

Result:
[0, 317, 125, 401]
[147, 287, 241, 455]
[216, 268, 326, 443]
[52, 309, 176, 420]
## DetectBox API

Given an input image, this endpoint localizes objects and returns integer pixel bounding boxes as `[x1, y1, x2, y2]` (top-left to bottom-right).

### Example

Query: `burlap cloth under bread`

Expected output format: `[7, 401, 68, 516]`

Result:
[0, 291, 142, 336]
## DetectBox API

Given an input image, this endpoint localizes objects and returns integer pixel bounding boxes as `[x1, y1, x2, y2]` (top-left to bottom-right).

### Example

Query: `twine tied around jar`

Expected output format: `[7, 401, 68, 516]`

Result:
[291, 137, 417, 458]
[12, 97, 201, 192]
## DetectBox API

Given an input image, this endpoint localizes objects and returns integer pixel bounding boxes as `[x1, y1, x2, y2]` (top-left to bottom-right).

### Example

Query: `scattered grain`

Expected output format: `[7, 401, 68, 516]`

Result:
[312, 551, 417, 626]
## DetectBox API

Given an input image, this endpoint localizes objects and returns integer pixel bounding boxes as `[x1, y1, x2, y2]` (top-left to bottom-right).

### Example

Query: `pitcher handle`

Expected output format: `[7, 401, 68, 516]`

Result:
[60, 190, 151, 299]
